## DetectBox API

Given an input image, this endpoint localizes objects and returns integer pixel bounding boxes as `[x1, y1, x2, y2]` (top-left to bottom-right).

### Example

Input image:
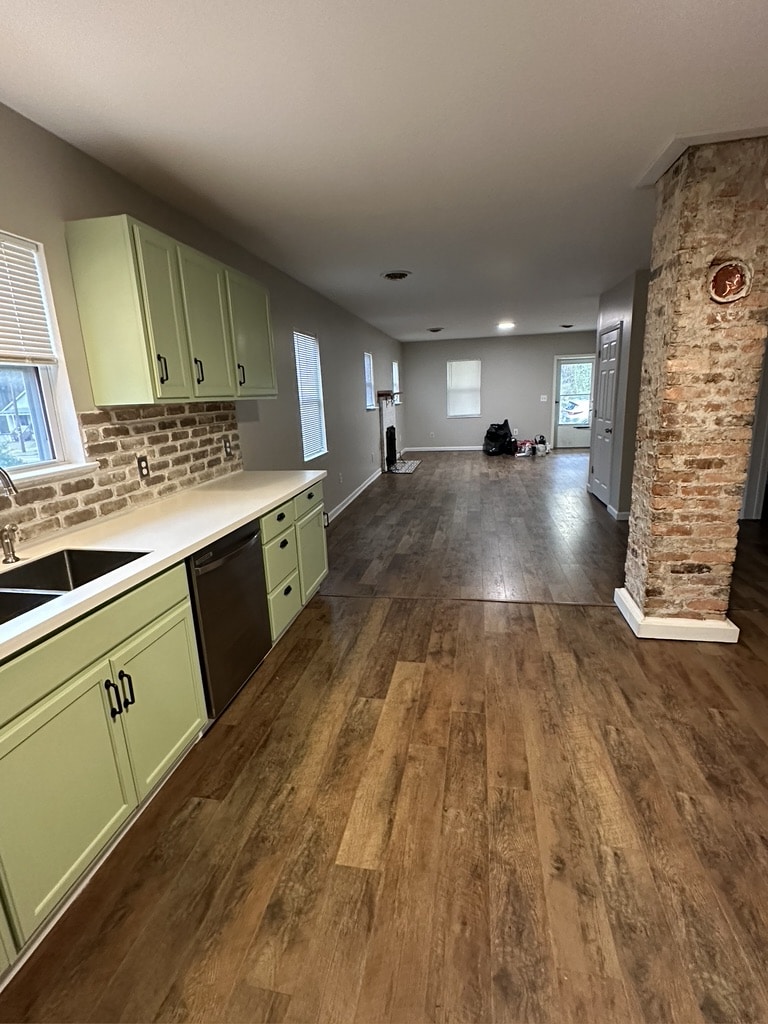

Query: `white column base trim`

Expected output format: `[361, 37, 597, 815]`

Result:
[327, 469, 381, 522]
[607, 505, 630, 521]
[614, 588, 739, 643]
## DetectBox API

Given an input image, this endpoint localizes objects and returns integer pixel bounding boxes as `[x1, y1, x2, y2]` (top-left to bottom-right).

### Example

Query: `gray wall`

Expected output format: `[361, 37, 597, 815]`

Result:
[0, 101, 401, 515]
[401, 332, 595, 449]
[591, 270, 648, 516]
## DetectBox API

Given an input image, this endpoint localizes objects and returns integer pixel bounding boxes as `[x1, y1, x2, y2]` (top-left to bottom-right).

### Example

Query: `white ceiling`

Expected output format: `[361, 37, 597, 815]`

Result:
[1, 0, 767, 341]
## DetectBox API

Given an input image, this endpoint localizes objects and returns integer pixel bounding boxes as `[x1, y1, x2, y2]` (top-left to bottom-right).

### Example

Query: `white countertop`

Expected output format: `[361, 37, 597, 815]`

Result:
[0, 469, 326, 663]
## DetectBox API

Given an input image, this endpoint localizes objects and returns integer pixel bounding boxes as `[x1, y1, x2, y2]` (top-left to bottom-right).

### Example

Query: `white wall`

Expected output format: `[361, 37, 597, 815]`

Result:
[0, 101, 401, 515]
[401, 332, 595, 449]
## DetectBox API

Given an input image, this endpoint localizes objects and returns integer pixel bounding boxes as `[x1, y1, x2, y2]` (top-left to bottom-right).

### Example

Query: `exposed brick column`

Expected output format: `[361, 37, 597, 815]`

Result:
[623, 138, 768, 627]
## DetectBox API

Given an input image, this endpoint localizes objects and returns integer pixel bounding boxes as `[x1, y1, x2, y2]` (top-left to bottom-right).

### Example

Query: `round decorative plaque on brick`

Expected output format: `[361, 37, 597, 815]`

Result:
[708, 260, 752, 303]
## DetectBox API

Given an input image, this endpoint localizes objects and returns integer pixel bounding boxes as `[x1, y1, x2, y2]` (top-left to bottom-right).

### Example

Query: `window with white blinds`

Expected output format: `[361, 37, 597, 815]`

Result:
[392, 360, 401, 404]
[293, 331, 328, 461]
[447, 359, 481, 418]
[0, 228, 82, 476]
[0, 233, 58, 365]
[364, 352, 375, 409]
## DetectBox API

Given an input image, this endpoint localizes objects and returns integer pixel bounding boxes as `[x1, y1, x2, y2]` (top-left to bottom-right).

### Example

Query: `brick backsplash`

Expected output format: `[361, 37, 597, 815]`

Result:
[0, 403, 242, 545]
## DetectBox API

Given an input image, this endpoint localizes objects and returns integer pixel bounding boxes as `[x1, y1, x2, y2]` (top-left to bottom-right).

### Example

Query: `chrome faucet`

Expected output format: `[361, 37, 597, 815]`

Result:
[1, 524, 19, 564]
[0, 466, 18, 497]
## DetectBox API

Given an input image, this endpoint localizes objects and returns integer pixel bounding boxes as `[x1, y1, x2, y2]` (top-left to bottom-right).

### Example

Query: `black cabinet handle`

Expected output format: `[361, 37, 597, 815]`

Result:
[118, 669, 135, 710]
[194, 357, 205, 384]
[157, 353, 169, 384]
[280, 538, 289, 549]
[104, 679, 123, 719]
[277, 512, 286, 522]
[238, 362, 246, 386]
[284, 584, 292, 596]
[307, 492, 314, 500]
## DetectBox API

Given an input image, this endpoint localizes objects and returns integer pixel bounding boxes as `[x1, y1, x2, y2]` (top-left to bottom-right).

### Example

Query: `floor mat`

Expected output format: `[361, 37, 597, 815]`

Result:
[388, 460, 421, 474]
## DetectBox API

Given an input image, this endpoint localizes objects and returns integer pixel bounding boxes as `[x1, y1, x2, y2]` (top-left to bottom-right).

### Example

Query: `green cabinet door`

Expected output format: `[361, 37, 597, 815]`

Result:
[296, 506, 329, 604]
[110, 606, 206, 802]
[177, 246, 235, 399]
[0, 909, 13, 973]
[132, 223, 193, 400]
[0, 663, 137, 943]
[225, 269, 278, 397]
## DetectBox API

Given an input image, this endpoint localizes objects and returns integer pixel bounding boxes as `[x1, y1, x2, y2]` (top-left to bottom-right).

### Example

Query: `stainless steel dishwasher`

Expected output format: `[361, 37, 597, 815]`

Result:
[187, 518, 272, 718]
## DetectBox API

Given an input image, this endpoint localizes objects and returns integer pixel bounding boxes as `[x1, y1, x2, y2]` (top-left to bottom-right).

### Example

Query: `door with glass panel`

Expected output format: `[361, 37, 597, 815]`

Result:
[554, 356, 595, 448]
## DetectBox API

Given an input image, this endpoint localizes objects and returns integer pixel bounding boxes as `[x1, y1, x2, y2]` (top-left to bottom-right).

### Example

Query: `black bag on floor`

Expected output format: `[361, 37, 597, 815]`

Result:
[483, 418, 517, 456]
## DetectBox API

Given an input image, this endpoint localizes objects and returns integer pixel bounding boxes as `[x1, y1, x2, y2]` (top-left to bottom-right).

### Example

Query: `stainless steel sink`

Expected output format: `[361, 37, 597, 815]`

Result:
[0, 549, 147, 594]
[0, 589, 58, 625]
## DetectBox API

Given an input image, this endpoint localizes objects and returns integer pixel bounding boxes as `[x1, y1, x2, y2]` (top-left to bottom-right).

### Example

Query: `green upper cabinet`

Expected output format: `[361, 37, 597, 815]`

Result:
[66, 214, 275, 405]
[177, 246, 235, 399]
[0, 660, 137, 943]
[133, 223, 193, 400]
[108, 605, 206, 802]
[225, 269, 278, 398]
[67, 215, 192, 405]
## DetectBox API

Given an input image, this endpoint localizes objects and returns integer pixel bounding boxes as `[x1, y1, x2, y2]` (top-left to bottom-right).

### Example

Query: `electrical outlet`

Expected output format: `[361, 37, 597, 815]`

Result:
[223, 436, 232, 458]
[540, 394, 547, 402]
[136, 454, 150, 479]
[338, 472, 343, 484]
[513, 428, 518, 436]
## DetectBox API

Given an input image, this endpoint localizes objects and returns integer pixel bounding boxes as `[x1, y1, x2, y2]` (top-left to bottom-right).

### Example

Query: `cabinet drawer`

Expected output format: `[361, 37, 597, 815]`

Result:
[263, 529, 298, 592]
[267, 570, 302, 641]
[294, 482, 324, 519]
[261, 500, 295, 543]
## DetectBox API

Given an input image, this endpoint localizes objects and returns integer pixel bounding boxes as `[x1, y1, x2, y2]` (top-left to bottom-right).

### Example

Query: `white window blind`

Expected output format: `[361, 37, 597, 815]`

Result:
[293, 331, 327, 461]
[364, 351, 375, 409]
[392, 360, 401, 404]
[0, 232, 58, 364]
[447, 359, 481, 417]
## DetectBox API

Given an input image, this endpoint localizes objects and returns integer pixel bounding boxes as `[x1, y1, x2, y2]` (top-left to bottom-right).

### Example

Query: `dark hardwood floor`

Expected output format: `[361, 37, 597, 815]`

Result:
[2, 451, 768, 1023]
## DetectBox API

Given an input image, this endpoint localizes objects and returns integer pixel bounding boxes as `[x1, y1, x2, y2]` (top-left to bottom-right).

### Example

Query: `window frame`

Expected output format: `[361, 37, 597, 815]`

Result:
[364, 351, 375, 410]
[0, 229, 88, 483]
[446, 359, 482, 418]
[293, 330, 328, 462]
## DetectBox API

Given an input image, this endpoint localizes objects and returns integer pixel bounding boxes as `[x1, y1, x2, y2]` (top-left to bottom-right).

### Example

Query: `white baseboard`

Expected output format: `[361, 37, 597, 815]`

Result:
[607, 505, 630, 521]
[328, 468, 381, 522]
[402, 445, 483, 453]
[614, 587, 740, 643]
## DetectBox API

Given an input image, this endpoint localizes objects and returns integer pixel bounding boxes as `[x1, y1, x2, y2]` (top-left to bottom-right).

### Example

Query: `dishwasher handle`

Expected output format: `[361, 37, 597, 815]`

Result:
[192, 531, 261, 576]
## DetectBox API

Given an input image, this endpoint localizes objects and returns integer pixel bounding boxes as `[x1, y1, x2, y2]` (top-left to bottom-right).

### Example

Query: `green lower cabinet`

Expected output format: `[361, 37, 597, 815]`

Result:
[296, 506, 329, 604]
[0, 909, 13, 973]
[0, 662, 138, 944]
[109, 605, 206, 802]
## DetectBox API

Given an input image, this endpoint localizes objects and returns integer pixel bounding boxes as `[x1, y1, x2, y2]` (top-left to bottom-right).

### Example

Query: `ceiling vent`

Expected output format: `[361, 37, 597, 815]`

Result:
[381, 270, 412, 281]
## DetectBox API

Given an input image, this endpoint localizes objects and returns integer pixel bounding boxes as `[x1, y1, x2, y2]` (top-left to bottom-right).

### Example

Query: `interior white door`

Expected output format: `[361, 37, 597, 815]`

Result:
[554, 357, 594, 448]
[589, 324, 621, 505]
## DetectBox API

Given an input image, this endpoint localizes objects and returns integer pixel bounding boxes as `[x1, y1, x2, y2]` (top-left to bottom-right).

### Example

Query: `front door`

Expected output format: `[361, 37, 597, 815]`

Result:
[554, 356, 595, 448]
[589, 324, 621, 505]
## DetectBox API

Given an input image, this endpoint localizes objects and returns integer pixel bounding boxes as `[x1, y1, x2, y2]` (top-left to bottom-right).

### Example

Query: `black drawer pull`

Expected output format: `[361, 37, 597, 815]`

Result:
[157, 353, 169, 383]
[307, 492, 314, 500]
[118, 669, 135, 710]
[284, 584, 292, 596]
[238, 362, 246, 386]
[277, 512, 286, 522]
[104, 679, 123, 719]
[280, 538, 289, 549]
[194, 357, 205, 384]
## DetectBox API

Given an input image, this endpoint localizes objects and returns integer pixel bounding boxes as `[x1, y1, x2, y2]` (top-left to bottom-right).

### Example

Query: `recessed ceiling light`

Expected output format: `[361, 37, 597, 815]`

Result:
[381, 270, 412, 281]
[427, 327, 444, 333]
[497, 321, 515, 331]
[560, 323, 574, 329]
